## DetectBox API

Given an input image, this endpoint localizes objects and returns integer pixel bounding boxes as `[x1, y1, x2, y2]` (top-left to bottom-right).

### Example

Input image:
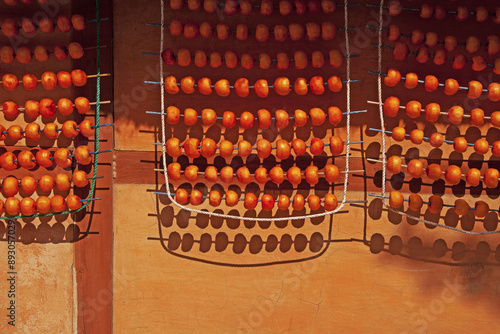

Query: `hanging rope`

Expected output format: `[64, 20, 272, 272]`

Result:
[158, 0, 355, 222]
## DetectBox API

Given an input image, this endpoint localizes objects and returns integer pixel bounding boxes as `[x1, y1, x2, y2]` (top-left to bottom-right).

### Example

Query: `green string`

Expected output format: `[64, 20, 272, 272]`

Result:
[1, 1, 102, 220]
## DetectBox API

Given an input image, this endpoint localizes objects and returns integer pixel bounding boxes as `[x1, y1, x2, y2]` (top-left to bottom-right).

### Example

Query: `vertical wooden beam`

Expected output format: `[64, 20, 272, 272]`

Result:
[73, 0, 114, 332]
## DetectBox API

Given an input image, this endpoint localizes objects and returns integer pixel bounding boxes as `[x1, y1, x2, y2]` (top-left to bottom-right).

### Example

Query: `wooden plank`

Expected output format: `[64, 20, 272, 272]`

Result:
[113, 148, 450, 197]
[73, 1, 114, 333]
